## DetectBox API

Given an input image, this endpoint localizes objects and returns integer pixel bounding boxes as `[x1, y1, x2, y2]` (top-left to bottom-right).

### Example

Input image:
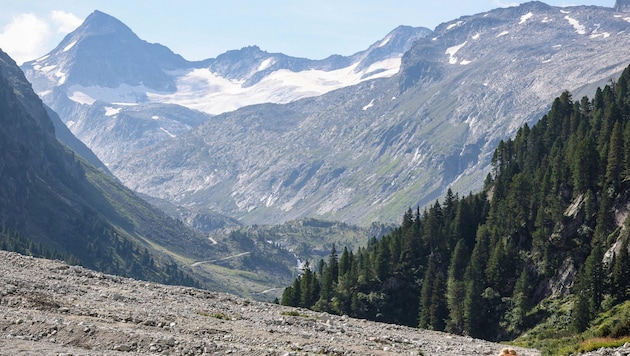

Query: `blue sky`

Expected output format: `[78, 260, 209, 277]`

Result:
[0, 1, 614, 64]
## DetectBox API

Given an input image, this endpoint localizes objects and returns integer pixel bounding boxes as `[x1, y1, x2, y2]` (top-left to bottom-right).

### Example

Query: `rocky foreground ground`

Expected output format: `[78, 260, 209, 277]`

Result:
[0, 251, 542, 355]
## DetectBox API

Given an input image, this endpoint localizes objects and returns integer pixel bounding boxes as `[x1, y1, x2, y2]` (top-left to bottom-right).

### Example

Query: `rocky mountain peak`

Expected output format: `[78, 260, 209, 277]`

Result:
[615, 0, 630, 12]
[374, 25, 432, 50]
[76, 9, 136, 38]
[23, 10, 187, 92]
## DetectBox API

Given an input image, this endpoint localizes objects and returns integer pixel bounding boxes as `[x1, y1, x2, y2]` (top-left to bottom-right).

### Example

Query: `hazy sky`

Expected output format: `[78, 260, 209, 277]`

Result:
[0, 1, 615, 64]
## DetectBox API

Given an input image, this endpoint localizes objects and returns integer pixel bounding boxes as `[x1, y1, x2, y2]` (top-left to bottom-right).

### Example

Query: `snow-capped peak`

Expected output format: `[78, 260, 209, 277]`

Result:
[22, 11, 432, 116]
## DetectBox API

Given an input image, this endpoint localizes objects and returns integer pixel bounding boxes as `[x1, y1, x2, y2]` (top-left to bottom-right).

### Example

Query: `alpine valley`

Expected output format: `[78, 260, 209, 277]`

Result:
[2, 46, 369, 301]
[2, 1, 630, 355]
[23, 1, 630, 227]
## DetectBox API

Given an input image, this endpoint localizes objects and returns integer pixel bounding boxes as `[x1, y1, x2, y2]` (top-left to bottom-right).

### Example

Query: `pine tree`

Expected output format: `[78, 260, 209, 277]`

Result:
[419, 255, 437, 329]
[299, 262, 318, 308]
[505, 268, 533, 334]
[429, 272, 448, 331]
[612, 237, 630, 302]
[463, 227, 490, 337]
[339, 246, 351, 277]
[572, 289, 591, 333]
[317, 245, 340, 308]
[571, 134, 599, 192]
[281, 279, 300, 307]
[446, 240, 469, 334]
[373, 240, 391, 282]
[594, 194, 613, 244]
[329, 244, 339, 282]
[605, 121, 624, 191]
[485, 240, 505, 292]
[582, 244, 605, 315]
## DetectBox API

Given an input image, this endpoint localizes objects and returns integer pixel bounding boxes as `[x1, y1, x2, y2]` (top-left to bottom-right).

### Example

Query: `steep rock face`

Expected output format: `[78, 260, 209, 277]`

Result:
[44, 103, 110, 173]
[111, 2, 630, 225]
[615, 0, 630, 12]
[0, 51, 75, 234]
[23, 10, 187, 92]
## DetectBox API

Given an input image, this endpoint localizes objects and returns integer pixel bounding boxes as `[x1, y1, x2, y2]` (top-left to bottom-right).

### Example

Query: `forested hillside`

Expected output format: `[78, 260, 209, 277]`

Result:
[0, 50, 204, 288]
[282, 65, 630, 343]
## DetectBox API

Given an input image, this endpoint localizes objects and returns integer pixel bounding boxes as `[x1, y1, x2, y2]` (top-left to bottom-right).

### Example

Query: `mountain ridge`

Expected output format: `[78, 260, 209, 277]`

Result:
[22, 10, 430, 168]
[111, 2, 630, 225]
[21, 3, 630, 228]
[0, 48, 210, 287]
[23, 10, 429, 111]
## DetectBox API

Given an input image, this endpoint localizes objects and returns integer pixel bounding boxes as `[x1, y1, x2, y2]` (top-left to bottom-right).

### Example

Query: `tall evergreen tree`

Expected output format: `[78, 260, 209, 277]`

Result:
[583, 244, 605, 315]
[605, 121, 624, 191]
[429, 272, 448, 331]
[464, 227, 490, 338]
[572, 288, 591, 333]
[446, 240, 469, 334]
[419, 255, 437, 329]
[505, 268, 533, 334]
[612, 237, 630, 302]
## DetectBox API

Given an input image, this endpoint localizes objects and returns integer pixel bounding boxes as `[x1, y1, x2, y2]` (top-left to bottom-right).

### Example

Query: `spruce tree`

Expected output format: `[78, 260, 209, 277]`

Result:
[446, 240, 469, 334]
[429, 272, 448, 331]
[505, 268, 532, 334]
[572, 289, 591, 333]
[463, 227, 490, 337]
[583, 244, 605, 314]
[612, 237, 630, 302]
[339, 246, 351, 277]
[418, 255, 437, 329]
[605, 121, 624, 191]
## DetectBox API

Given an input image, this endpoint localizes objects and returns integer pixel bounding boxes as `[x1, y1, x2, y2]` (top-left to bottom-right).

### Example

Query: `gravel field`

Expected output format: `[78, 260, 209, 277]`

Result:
[0, 251, 541, 355]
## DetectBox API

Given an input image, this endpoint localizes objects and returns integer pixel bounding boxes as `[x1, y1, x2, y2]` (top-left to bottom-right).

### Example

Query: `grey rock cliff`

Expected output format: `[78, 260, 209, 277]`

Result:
[615, 0, 630, 12]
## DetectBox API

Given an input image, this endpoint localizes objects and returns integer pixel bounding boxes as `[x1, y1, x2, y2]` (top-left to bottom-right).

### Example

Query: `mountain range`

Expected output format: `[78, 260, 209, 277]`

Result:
[20, 2, 630, 227]
[1, 47, 334, 300]
[22, 10, 429, 167]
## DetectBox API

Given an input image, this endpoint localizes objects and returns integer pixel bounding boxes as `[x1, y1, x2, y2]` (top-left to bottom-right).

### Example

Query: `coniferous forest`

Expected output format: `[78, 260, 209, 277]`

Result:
[282, 65, 630, 342]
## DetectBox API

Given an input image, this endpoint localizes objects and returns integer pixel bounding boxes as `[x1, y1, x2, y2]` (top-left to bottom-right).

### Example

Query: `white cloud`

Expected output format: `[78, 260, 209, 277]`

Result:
[0, 13, 51, 65]
[50, 10, 82, 33]
[0, 11, 81, 65]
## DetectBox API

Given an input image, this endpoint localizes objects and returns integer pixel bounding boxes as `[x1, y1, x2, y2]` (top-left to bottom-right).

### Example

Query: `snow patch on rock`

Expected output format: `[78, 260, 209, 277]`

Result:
[362, 99, 375, 111]
[520, 12, 534, 24]
[104, 106, 121, 116]
[446, 21, 464, 30]
[565, 16, 586, 34]
[160, 127, 176, 138]
[445, 42, 467, 64]
[63, 40, 77, 52]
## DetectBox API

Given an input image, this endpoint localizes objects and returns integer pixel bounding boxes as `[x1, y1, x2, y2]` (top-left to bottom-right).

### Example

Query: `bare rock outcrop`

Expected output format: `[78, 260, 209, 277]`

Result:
[615, 0, 630, 12]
